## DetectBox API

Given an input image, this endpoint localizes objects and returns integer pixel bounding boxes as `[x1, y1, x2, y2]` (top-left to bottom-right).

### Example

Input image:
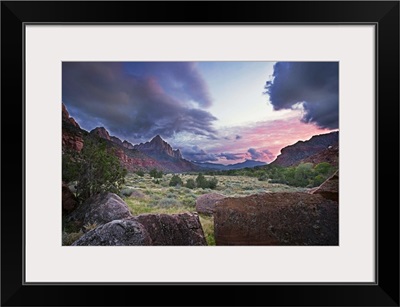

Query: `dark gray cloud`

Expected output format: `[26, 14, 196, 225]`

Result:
[247, 148, 274, 160]
[62, 62, 217, 143]
[264, 62, 338, 129]
[219, 152, 243, 161]
[181, 145, 219, 162]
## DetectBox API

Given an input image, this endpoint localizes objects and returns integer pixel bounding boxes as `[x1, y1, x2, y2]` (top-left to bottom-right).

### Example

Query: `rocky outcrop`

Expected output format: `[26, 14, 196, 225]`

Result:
[90, 127, 111, 141]
[62, 131, 84, 152]
[312, 170, 339, 202]
[271, 131, 338, 167]
[114, 147, 165, 172]
[135, 213, 207, 245]
[64, 192, 208, 245]
[301, 144, 339, 168]
[62, 103, 80, 128]
[72, 219, 152, 246]
[62, 182, 78, 215]
[214, 192, 338, 246]
[195, 193, 225, 215]
[66, 193, 132, 227]
[110, 136, 123, 146]
[62, 103, 84, 152]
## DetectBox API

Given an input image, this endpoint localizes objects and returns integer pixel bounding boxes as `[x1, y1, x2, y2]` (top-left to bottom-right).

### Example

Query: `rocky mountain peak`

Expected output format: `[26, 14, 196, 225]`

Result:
[122, 140, 135, 150]
[90, 127, 111, 141]
[152, 134, 163, 142]
[133, 135, 183, 160]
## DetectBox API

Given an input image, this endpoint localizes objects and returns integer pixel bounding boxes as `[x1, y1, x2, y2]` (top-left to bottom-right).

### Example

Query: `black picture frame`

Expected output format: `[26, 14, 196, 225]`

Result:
[1, 1, 399, 306]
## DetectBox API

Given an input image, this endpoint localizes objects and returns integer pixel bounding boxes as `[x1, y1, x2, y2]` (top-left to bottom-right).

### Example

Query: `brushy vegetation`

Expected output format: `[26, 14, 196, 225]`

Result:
[118, 171, 310, 246]
[206, 162, 336, 188]
[149, 168, 163, 179]
[169, 174, 183, 187]
[63, 159, 335, 245]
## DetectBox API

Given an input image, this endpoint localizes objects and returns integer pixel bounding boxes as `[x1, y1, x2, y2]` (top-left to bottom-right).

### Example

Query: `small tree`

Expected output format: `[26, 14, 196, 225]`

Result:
[185, 178, 196, 189]
[208, 177, 218, 189]
[136, 170, 144, 177]
[74, 139, 127, 202]
[149, 168, 163, 178]
[195, 173, 208, 188]
[314, 162, 332, 176]
[62, 150, 80, 183]
[169, 175, 183, 187]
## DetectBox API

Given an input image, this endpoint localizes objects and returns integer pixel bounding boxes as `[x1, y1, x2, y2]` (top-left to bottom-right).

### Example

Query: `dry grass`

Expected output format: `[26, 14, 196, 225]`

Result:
[63, 173, 306, 246]
[121, 172, 305, 246]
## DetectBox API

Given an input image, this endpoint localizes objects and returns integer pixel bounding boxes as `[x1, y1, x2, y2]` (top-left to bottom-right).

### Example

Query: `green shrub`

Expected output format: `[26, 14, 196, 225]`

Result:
[166, 192, 176, 198]
[62, 151, 80, 183]
[136, 170, 145, 177]
[208, 177, 218, 189]
[169, 174, 183, 187]
[149, 168, 163, 178]
[195, 174, 218, 189]
[314, 162, 332, 175]
[185, 178, 196, 189]
[196, 173, 208, 188]
[64, 139, 127, 203]
[120, 188, 134, 197]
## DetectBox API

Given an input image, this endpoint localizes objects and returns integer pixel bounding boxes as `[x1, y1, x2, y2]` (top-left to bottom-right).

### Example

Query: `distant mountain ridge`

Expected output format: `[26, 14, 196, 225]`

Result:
[193, 159, 267, 170]
[62, 103, 338, 173]
[270, 131, 339, 167]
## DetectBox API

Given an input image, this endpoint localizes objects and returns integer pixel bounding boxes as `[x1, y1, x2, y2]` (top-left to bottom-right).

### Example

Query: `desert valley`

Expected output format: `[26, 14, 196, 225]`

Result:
[62, 102, 339, 246]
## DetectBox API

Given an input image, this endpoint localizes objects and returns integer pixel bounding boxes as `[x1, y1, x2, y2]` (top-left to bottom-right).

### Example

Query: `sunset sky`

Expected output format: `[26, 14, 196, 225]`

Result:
[62, 61, 338, 164]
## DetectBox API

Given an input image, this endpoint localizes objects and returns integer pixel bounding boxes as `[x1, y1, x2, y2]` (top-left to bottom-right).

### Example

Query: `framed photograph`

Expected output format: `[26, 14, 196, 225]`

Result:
[2, 1, 399, 306]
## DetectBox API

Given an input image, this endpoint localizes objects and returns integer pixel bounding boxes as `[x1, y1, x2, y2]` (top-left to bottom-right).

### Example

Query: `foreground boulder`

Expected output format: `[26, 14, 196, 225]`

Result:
[72, 219, 151, 246]
[62, 182, 78, 215]
[67, 193, 132, 227]
[214, 192, 338, 246]
[136, 213, 207, 245]
[195, 193, 225, 215]
[312, 170, 339, 202]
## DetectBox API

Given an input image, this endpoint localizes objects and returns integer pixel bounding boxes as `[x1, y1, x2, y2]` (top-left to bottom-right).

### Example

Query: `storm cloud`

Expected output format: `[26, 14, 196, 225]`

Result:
[62, 62, 217, 143]
[265, 62, 339, 129]
[181, 145, 219, 162]
[247, 148, 275, 160]
[219, 152, 243, 161]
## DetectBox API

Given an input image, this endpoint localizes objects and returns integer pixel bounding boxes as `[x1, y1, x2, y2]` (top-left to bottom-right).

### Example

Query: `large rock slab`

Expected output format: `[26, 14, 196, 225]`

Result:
[67, 193, 132, 227]
[136, 213, 207, 245]
[312, 170, 339, 202]
[72, 219, 151, 246]
[195, 193, 225, 215]
[214, 192, 338, 246]
[62, 182, 78, 215]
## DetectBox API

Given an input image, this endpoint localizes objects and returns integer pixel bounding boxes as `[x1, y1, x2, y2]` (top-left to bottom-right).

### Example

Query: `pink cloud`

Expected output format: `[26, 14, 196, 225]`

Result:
[209, 114, 334, 163]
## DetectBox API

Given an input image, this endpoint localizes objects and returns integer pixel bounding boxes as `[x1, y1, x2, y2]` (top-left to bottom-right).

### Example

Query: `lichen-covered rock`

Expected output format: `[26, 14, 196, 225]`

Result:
[214, 192, 338, 246]
[62, 182, 78, 215]
[72, 219, 151, 246]
[135, 212, 207, 245]
[312, 170, 339, 202]
[66, 193, 132, 227]
[195, 193, 225, 215]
